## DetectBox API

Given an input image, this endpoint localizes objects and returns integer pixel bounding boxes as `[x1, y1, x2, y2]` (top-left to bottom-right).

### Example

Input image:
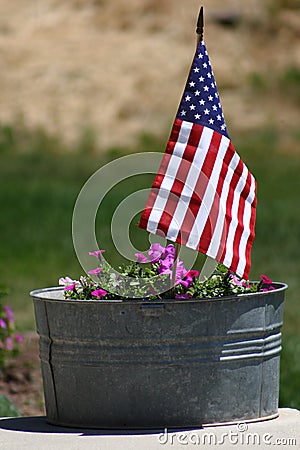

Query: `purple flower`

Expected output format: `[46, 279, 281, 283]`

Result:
[0, 318, 7, 329]
[155, 247, 188, 286]
[91, 289, 107, 299]
[4, 305, 13, 321]
[6, 337, 13, 351]
[174, 261, 187, 284]
[163, 244, 175, 259]
[88, 250, 105, 257]
[88, 267, 103, 275]
[64, 284, 76, 291]
[158, 256, 174, 274]
[148, 243, 165, 263]
[14, 333, 23, 343]
[135, 253, 149, 263]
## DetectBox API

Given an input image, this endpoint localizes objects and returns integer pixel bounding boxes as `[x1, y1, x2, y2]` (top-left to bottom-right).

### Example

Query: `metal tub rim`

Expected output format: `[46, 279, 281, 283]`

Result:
[30, 282, 288, 305]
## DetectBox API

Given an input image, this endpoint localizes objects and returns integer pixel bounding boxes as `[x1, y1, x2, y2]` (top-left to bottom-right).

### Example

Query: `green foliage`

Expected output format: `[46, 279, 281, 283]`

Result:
[277, 0, 300, 9]
[0, 122, 64, 155]
[77, 127, 98, 155]
[247, 65, 300, 106]
[186, 266, 258, 299]
[248, 72, 267, 91]
[0, 396, 21, 417]
[280, 333, 300, 408]
[61, 249, 265, 301]
[279, 66, 300, 104]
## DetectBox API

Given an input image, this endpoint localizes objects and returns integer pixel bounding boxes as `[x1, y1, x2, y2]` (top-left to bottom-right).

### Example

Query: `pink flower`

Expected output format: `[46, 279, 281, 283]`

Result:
[91, 289, 107, 299]
[158, 256, 174, 274]
[135, 253, 149, 263]
[179, 270, 199, 288]
[162, 244, 175, 259]
[146, 243, 177, 265]
[260, 274, 273, 285]
[88, 267, 103, 275]
[6, 337, 13, 351]
[174, 261, 187, 285]
[262, 287, 275, 292]
[4, 305, 13, 321]
[175, 293, 192, 299]
[4, 305, 13, 315]
[64, 284, 76, 291]
[148, 243, 165, 262]
[88, 250, 105, 257]
[156, 250, 188, 286]
[259, 274, 275, 292]
[149, 286, 158, 296]
[0, 318, 7, 329]
[230, 274, 244, 287]
[14, 333, 23, 343]
[186, 270, 199, 278]
[229, 273, 251, 289]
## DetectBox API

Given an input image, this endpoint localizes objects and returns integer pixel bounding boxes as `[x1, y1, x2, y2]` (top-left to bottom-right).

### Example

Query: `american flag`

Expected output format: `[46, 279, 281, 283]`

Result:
[139, 40, 257, 279]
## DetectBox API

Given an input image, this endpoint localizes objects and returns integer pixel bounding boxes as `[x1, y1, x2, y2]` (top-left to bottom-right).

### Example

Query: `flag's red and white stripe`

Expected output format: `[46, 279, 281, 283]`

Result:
[139, 119, 257, 279]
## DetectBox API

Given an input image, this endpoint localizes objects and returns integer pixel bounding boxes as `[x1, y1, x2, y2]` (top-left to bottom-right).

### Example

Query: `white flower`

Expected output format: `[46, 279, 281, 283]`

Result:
[59, 276, 80, 286]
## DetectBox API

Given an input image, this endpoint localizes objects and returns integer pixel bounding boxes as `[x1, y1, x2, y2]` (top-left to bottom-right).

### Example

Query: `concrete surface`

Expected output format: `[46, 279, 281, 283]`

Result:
[0, 408, 299, 450]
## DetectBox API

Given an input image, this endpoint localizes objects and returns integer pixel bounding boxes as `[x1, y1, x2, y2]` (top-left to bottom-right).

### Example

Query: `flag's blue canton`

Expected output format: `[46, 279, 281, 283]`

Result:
[177, 41, 229, 139]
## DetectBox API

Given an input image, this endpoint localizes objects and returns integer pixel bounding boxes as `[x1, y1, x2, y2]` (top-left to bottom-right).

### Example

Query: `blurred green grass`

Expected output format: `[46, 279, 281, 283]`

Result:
[0, 123, 300, 409]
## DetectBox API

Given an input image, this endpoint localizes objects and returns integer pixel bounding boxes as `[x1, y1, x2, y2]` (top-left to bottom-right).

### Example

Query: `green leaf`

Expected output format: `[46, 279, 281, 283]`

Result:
[0, 396, 21, 417]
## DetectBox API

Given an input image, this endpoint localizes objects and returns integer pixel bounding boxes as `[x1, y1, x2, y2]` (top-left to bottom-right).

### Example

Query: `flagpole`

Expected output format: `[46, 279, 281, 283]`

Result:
[171, 7, 204, 292]
[171, 242, 180, 290]
[196, 6, 204, 44]
[195, 6, 219, 281]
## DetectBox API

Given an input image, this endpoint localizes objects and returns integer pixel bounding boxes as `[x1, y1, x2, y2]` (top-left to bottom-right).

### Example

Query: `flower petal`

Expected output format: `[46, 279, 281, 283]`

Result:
[135, 253, 149, 263]
[14, 333, 23, 343]
[64, 284, 76, 291]
[260, 274, 273, 284]
[88, 250, 105, 257]
[88, 267, 103, 275]
[91, 289, 107, 298]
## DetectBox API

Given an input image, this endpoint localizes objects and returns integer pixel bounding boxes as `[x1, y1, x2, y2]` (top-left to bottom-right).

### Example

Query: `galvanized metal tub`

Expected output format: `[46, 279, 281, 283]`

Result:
[30, 283, 287, 428]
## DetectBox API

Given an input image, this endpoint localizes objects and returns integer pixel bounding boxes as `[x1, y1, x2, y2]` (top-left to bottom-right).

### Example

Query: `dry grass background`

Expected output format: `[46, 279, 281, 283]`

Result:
[0, 0, 299, 149]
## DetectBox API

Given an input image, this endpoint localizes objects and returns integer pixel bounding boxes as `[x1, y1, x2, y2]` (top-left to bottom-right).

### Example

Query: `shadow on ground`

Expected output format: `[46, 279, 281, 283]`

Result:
[0, 416, 201, 436]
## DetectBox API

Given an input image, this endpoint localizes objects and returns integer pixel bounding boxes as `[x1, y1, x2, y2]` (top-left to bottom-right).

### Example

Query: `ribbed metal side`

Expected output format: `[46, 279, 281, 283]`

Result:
[38, 332, 282, 365]
[31, 283, 287, 428]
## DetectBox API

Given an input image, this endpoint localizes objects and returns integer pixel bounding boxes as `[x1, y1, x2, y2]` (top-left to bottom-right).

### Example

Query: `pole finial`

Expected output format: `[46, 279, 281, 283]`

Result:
[196, 6, 204, 43]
